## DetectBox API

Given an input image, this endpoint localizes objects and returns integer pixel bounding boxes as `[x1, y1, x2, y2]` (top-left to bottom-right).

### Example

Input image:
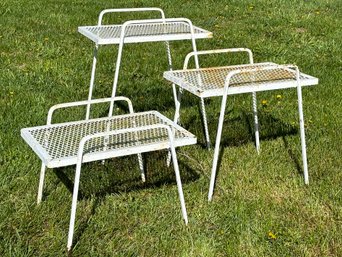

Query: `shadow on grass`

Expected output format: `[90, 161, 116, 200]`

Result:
[185, 109, 298, 149]
[52, 151, 199, 252]
[282, 136, 303, 175]
[183, 109, 300, 186]
[53, 151, 199, 199]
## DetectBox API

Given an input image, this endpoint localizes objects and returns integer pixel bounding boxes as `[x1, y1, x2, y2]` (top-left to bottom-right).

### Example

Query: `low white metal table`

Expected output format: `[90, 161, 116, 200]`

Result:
[163, 48, 319, 201]
[21, 96, 197, 251]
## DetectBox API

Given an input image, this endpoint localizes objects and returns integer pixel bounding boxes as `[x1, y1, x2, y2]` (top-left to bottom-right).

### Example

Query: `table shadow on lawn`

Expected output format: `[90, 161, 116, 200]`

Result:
[185, 109, 298, 148]
[184, 109, 302, 178]
[52, 151, 199, 200]
[49, 151, 199, 251]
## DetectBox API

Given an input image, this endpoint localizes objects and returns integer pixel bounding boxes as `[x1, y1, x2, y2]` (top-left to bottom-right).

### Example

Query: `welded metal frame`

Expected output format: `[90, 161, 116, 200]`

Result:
[82, 8, 166, 120]
[66, 123, 189, 251]
[78, 8, 212, 121]
[177, 48, 255, 150]
[207, 65, 311, 201]
[30, 97, 145, 205]
[21, 97, 196, 251]
[107, 17, 201, 118]
[163, 49, 318, 200]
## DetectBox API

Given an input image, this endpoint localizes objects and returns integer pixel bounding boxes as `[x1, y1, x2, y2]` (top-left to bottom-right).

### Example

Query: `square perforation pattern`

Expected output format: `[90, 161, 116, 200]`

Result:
[28, 112, 192, 160]
[86, 22, 205, 40]
[169, 64, 305, 91]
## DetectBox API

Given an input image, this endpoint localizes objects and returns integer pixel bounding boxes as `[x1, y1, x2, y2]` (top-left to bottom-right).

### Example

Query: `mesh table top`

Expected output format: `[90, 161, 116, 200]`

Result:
[163, 62, 318, 98]
[21, 111, 196, 168]
[78, 21, 212, 44]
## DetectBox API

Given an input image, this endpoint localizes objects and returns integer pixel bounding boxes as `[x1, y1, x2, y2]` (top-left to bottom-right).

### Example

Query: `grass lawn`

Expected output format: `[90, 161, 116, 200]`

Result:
[1, 0, 341, 256]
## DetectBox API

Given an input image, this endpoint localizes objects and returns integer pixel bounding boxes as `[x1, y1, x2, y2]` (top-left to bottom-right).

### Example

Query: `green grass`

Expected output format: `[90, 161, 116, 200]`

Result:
[1, 0, 341, 256]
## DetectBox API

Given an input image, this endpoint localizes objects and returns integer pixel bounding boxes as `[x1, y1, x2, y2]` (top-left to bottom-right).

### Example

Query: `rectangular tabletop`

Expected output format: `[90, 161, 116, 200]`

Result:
[78, 21, 212, 44]
[21, 111, 196, 168]
[163, 62, 319, 98]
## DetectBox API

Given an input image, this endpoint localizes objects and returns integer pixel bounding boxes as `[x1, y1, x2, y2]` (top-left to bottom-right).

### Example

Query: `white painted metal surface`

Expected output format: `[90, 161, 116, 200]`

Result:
[78, 22, 212, 45]
[163, 50, 318, 200]
[163, 62, 318, 98]
[79, 8, 212, 127]
[83, 8, 167, 120]
[21, 111, 196, 168]
[206, 65, 314, 201]
[21, 96, 196, 251]
[106, 18, 201, 118]
[181, 48, 255, 149]
[65, 123, 190, 251]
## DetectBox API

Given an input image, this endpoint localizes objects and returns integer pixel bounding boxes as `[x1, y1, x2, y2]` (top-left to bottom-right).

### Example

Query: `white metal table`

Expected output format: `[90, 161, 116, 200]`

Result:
[21, 97, 197, 251]
[78, 8, 212, 124]
[163, 48, 319, 201]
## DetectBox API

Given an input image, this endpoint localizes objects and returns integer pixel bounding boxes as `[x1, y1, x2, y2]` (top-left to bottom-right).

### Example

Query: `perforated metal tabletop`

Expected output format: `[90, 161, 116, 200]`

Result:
[21, 111, 196, 168]
[78, 21, 212, 44]
[163, 62, 319, 98]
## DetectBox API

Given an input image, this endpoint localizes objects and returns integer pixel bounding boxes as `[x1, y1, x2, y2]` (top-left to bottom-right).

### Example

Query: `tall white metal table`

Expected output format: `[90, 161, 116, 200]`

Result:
[163, 48, 319, 201]
[78, 8, 213, 142]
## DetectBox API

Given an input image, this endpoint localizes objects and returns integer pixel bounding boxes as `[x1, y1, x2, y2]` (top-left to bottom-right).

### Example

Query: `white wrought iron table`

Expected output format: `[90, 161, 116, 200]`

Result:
[21, 96, 197, 251]
[78, 8, 212, 121]
[163, 48, 319, 201]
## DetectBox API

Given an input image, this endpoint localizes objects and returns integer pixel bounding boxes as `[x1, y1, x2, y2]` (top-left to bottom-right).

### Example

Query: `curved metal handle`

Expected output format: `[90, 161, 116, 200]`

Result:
[183, 48, 254, 69]
[47, 96, 134, 125]
[98, 7, 165, 25]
